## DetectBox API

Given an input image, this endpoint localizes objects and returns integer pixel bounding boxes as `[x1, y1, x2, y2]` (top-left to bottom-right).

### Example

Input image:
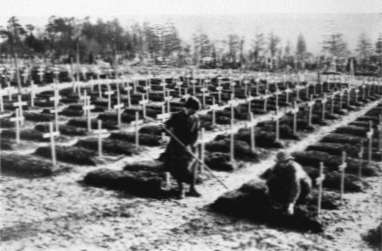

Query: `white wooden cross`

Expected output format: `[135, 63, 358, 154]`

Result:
[5, 78, 14, 101]
[22, 69, 29, 85]
[252, 78, 259, 96]
[124, 84, 132, 107]
[328, 91, 336, 115]
[53, 66, 60, 82]
[338, 88, 346, 110]
[243, 79, 250, 95]
[200, 87, 210, 108]
[96, 78, 103, 98]
[228, 94, 237, 162]
[307, 95, 315, 126]
[354, 88, 360, 103]
[272, 106, 283, 141]
[358, 143, 364, 178]
[320, 93, 328, 121]
[314, 81, 320, 96]
[81, 67, 88, 80]
[338, 151, 347, 201]
[274, 85, 282, 108]
[230, 77, 236, 93]
[104, 85, 115, 111]
[93, 120, 108, 157]
[13, 95, 27, 125]
[346, 88, 351, 107]
[0, 85, 6, 112]
[284, 84, 293, 104]
[38, 66, 45, 82]
[247, 112, 257, 151]
[43, 122, 60, 166]
[164, 91, 173, 113]
[378, 116, 382, 151]
[316, 162, 326, 217]
[282, 74, 286, 87]
[49, 88, 62, 132]
[210, 98, 219, 126]
[367, 81, 372, 97]
[82, 91, 95, 132]
[28, 81, 38, 107]
[199, 127, 206, 173]
[182, 87, 190, 100]
[8, 68, 16, 81]
[262, 90, 272, 112]
[131, 112, 144, 149]
[139, 94, 149, 118]
[191, 79, 197, 95]
[289, 101, 299, 134]
[113, 94, 124, 127]
[361, 84, 366, 100]
[10, 108, 24, 144]
[160, 79, 167, 98]
[106, 68, 114, 78]
[216, 86, 223, 103]
[366, 121, 374, 163]
[157, 104, 172, 124]
[305, 82, 311, 99]
[176, 81, 183, 96]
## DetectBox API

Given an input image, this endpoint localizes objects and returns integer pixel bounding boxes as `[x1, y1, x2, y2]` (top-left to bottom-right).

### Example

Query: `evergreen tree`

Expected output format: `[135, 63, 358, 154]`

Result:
[356, 33, 373, 60]
[321, 33, 348, 58]
[296, 34, 306, 59]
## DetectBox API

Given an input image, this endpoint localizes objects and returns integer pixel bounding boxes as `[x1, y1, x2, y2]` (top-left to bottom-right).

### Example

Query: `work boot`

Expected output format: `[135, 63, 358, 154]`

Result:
[177, 181, 185, 199]
[186, 187, 201, 197]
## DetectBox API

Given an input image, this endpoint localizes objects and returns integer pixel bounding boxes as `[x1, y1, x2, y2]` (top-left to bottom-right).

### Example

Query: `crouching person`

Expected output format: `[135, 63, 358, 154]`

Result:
[163, 96, 202, 199]
[260, 151, 312, 215]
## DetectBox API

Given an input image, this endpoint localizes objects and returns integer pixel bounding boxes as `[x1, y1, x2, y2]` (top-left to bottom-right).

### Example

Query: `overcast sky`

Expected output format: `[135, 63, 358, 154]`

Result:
[1, 0, 381, 55]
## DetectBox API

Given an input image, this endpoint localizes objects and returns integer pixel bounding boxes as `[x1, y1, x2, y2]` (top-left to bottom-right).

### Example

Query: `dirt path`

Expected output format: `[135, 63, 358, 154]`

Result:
[1, 99, 381, 251]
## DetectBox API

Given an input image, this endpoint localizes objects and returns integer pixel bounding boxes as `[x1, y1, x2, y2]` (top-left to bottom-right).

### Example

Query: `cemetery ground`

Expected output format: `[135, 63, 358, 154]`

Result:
[1, 73, 382, 251]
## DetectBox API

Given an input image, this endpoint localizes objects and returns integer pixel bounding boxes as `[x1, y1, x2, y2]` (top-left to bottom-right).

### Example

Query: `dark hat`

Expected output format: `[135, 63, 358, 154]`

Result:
[275, 151, 294, 163]
[184, 96, 201, 111]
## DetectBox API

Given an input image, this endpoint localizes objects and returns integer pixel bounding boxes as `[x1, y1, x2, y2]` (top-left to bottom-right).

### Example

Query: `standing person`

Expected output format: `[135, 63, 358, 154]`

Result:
[260, 151, 312, 215]
[163, 96, 202, 199]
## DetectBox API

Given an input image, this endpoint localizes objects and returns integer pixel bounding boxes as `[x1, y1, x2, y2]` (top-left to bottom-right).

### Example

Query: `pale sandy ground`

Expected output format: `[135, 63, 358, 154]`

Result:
[1, 99, 381, 251]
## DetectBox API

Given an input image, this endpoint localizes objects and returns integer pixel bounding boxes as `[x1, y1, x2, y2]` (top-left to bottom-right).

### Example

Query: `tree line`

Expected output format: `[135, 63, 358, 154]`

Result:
[1, 16, 381, 71]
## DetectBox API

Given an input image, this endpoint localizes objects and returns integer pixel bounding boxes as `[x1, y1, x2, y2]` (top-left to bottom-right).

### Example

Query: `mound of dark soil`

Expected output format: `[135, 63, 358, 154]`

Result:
[23, 112, 53, 122]
[320, 134, 380, 150]
[59, 108, 84, 117]
[34, 145, 98, 165]
[0, 119, 15, 128]
[84, 161, 165, 196]
[1, 153, 71, 177]
[139, 124, 163, 136]
[75, 138, 142, 156]
[303, 166, 368, 192]
[1, 128, 68, 142]
[307, 142, 381, 162]
[362, 223, 382, 249]
[109, 132, 162, 146]
[335, 126, 379, 139]
[211, 180, 341, 233]
[291, 151, 380, 177]
[205, 139, 260, 162]
[204, 152, 243, 172]
[67, 118, 119, 130]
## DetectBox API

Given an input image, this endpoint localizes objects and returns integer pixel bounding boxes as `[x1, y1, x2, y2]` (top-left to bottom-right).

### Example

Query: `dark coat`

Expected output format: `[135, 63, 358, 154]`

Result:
[261, 160, 312, 205]
[163, 110, 200, 183]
